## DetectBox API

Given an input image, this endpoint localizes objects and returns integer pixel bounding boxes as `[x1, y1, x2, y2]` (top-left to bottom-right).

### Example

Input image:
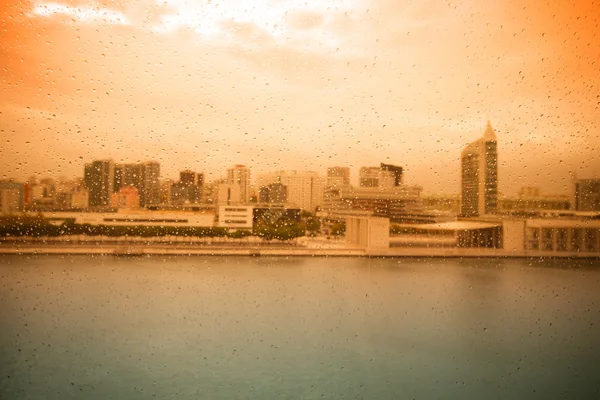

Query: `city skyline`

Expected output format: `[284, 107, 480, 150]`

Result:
[0, 139, 591, 199]
[1, 0, 599, 196]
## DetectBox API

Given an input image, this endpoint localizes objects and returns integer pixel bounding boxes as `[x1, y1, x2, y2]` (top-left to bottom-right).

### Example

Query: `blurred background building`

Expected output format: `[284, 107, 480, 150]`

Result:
[460, 121, 498, 217]
[257, 171, 324, 212]
[575, 179, 600, 211]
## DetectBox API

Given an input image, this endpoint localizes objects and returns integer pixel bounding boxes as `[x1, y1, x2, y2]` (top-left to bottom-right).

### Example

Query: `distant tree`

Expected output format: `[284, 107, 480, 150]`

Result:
[253, 220, 304, 241]
[227, 230, 251, 239]
[0, 217, 240, 239]
[300, 211, 321, 236]
[330, 222, 346, 237]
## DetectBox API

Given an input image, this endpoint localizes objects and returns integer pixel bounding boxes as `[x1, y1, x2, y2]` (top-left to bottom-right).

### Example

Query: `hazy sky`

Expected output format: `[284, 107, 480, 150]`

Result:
[1, 0, 599, 195]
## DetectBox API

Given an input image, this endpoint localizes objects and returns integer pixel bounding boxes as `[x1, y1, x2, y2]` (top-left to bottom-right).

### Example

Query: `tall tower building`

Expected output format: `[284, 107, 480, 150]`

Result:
[113, 163, 141, 193]
[460, 121, 498, 217]
[227, 165, 251, 203]
[84, 159, 115, 207]
[140, 161, 161, 207]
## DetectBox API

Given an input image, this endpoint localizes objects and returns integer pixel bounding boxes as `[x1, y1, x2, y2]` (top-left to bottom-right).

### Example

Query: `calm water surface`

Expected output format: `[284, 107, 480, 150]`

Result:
[1, 255, 599, 399]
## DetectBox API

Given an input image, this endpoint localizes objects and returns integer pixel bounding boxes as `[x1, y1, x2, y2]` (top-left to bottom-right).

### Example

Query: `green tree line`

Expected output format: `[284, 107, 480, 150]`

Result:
[0, 216, 323, 241]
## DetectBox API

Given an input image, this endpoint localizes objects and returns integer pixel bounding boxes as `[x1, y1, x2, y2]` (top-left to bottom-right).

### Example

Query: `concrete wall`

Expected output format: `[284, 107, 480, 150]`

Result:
[502, 220, 526, 252]
[346, 216, 390, 251]
[368, 217, 390, 250]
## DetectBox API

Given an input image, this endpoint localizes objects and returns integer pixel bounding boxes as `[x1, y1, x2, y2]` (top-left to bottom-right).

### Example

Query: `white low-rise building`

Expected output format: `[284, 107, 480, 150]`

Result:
[217, 206, 254, 229]
[524, 218, 600, 252]
[30, 211, 215, 228]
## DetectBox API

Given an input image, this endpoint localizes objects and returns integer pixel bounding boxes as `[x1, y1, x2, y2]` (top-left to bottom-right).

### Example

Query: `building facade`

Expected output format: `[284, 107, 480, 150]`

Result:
[114, 163, 140, 192]
[575, 179, 600, 211]
[38, 211, 215, 228]
[258, 183, 287, 204]
[359, 167, 396, 188]
[257, 171, 324, 212]
[84, 160, 115, 208]
[499, 196, 569, 213]
[525, 218, 600, 253]
[0, 181, 24, 215]
[111, 186, 141, 209]
[140, 161, 161, 207]
[326, 167, 350, 187]
[346, 216, 390, 251]
[70, 189, 89, 209]
[169, 170, 203, 205]
[218, 206, 254, 229]
[217, 183, 242, 206]
[323, 184, 423, 222]
[114, 161, 161, 208]
[460, 121, 498, 217]
[380, 163, 403, 186]
[179, 170, 198, 186]
[227, 165, 251, 204]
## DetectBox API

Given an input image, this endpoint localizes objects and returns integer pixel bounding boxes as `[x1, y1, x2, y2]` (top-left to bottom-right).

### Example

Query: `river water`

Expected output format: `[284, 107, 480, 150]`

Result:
[0, 255, 599, 399]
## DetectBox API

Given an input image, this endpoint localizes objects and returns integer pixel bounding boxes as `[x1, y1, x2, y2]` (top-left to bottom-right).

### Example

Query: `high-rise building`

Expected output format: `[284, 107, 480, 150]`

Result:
[159, 179, 174, 205]
[460, 121, 498, 217]
[113, 164, 124, 192]
[203, 179, 225, 204]
[380, 163, 403, 186]
[327, 167, 350, 187]
[227, 165, 251, 203]
[217, 183, 242, 205]
[257, 171, 323, 212]
[113, 161, 161, 207]
[259, 183, 287, 204]
[170, 182, 188, 205]
[179, 170, 198, 186]
[0, 181, 24, 215]
[114, 163, 141, 192]
[84, 159, 115, 208]
[575, 179, 600, 211]
[170, 169, 203, 205]
[140, 161, 161, 207]
[29, 178, 56, 206]
[359, 166, 396, 188]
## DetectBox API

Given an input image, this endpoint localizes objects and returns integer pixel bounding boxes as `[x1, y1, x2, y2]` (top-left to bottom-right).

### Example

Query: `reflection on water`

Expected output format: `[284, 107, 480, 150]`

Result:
[0, 256, 599, 399]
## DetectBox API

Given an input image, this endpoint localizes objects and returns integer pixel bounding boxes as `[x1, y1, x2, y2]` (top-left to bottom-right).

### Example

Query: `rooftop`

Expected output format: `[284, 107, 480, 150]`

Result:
[397, 221, 502, 231]
[482, 120, 497, 142]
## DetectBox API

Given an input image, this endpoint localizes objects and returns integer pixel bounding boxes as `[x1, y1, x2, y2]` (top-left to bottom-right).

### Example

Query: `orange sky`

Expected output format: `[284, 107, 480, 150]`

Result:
[1, 0, 599, 195]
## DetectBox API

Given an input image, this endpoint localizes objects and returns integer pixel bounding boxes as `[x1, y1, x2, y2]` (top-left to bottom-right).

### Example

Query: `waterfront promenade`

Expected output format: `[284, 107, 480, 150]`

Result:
[0, 236, 598, 258]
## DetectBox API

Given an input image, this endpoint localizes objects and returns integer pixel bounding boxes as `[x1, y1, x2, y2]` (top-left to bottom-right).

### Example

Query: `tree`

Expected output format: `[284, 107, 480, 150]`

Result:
[330, 222, 346, 237]
[299, 211, 321, 236]
[227, 229, 251, 239]
[253, 220, 304, 242]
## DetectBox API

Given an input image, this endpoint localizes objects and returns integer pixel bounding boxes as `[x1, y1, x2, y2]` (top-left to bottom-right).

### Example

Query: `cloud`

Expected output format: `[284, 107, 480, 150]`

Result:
[151, 0, 359, 50]
[5, 0, 598, 194]
[286, 11, 324, 31]
[30, 2, 130, 25]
